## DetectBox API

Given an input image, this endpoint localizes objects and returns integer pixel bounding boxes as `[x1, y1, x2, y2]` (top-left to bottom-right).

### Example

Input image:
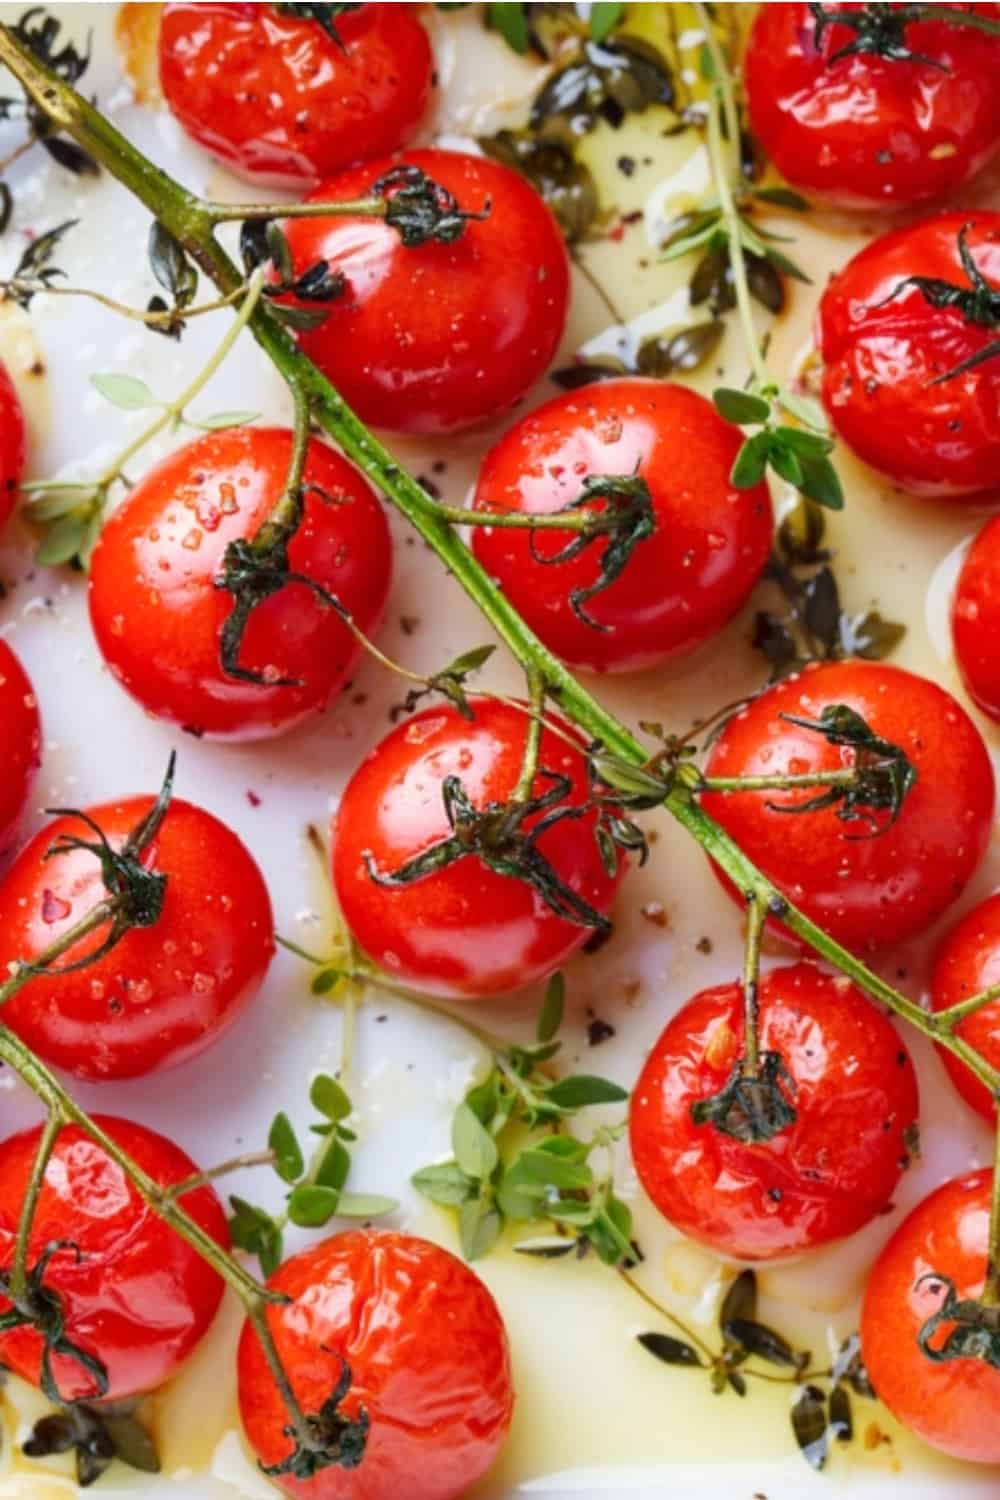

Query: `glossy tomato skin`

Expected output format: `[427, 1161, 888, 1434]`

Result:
[332, 698, 622, 998]
[701, 660, 994, 951]
[159, 3, 433, 188]
[283, 150, 570, 435]
[89, 428, 392, 741]
[0, 794, 274, 1080]
[862, 1169, 1000, 1464]
[953, 512, 1000, 719]
[0, 355, 25, 530]
[0, 1116, 228, 1403]
[0, 639, 40, 860]
[470, 379, 773, 673]
[630, 963, 918, 1261]
[745, 3, 1000, 208]
[930, 893, 1000, 1120]
[238, 1230, 514, 1500]
[817, 212, 1000, 497]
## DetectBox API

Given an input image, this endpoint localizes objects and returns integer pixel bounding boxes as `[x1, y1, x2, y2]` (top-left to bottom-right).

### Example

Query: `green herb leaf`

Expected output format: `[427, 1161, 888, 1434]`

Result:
[268, 1111, 304, 1184]
[778, 389, 828, 432]
[459, 1197, 503, 1259]
[515, 1147, 594, 1191]
[310, 1073, 352, 1121]
[487, 0, 528, 52]
[287, 1183, 340, 1227]
[452, 1103, 499, 1179]
[311, 968, 343, 995]
[91, 372, 158, 410]
[752, 185, 810, 211]
[334, 1192, 398, 1219]
[795, 451, 844, 511]
[190, 409, 261, 431]
[637, 1331, 703, 1367]
[537, 972, 565, 1042]
[228, 1195, 283, 1275]
[730, 431, 773, 488]
[36, 513, 87, 567]
[412, 1162, 475, 1206]
[713, 388, 771, 425]
[313, 1136, 350, 1192]
[589, 1, 623, 41]
[546, 1074, 629, 1109]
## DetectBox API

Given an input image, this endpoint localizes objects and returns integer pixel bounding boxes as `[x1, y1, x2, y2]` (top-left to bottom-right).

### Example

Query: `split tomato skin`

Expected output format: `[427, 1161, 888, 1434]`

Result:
[952, 512, 1000, 720]
[745, 3, 1000, 208]
[332, 697, 622, 999]
[701, 660, 995, 952]
[0, 355, 25, 530]
[159, 3, 433, 188]
[0, 1116, 228, 1403]
[0, 793, 274, 1080]
[237, 1229, 514, 1500]
[930, 893, 1000, 1121]
[817, 212, 1000, 497]
[469, 379, 773, 673]
[88, 427, 392, 741]
[630, 963, 919, 1262]
[283, 149, 571, 435]
[861, 1169, 1000, 1464]
[0, 639, 41, 860]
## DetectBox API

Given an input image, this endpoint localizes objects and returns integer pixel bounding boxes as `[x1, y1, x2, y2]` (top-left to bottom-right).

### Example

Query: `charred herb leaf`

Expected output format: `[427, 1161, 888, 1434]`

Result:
[479, 131, 602, 243]
[375, 163, 491, 246]
[146, 220, 199, 339]
[637, 1332, 703, 1367]
[774, 704, 917, 834]
[3, 217, 77, 307]
[24, 1401, 158, 1488]
[531, 35, 673, 136]
[0, 7, 98, 197]
[791, 1384, 830, 1470]
[260, 1358, 370, 1480]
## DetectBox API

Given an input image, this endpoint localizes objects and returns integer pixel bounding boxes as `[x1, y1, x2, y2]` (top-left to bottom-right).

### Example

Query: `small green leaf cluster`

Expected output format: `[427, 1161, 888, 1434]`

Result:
[412, 975, 633, 1265]
[397, 644, 497, 722]
[713, 386, 844, 511]
[229, 1075, 397, 1275]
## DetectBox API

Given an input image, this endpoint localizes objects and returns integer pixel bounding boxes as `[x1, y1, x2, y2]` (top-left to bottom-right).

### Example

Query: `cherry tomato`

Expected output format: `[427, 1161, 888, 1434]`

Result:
[630, 962, 918, 1261]
[89, 427, 392, 741]
[930, 893, 1000, 1121]
[238, 1229, 513, 1500]
[0, 639, 40, 860]
[0, 355, 25, 530]
[816, 212, 1000, 497]
[862, 1169, 1000, 1464]
[282, 149, 570, 435]
[158, 3, 433, 188]
[745, 3, 1000, 208]
[0, 791, 274, 1080]
[332, 697, 622, 998]
[0, 1115, 227, 1403]
[469, 379, 773, 673]
[701, 660, 994, 952]
[953, 511, 1000, 719]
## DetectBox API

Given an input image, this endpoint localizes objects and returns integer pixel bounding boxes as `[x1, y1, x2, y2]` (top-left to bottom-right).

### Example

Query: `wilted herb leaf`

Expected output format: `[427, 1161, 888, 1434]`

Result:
[637, 1331, 703, 1367]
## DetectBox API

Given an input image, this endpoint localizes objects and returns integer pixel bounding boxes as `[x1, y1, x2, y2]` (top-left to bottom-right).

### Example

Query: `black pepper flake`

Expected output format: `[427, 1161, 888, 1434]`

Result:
[587, 1016, 616, 1046]
[696, 936, 713, 954]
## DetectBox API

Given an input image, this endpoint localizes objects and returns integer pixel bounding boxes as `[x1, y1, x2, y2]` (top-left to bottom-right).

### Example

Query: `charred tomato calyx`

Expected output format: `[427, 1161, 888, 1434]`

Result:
[0, 1239, 109, 1405]
[916, 1274, 1000, 1368]
[772, 705, 916, 834]
[260, 1356, 370, 1479]
[690, 1049, 799, 1143]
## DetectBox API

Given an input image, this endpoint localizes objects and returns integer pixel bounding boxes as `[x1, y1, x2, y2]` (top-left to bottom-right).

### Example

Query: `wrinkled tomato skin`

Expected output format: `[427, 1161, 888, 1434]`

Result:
[89, 428, 392, 741]
[0, 639, 41, 860]
[0, 794, 274, 1080]
[745, 3, 1000, 208]
[332, 698, 622, 998]
[952, 512, 1000, 719]
[470, 380, 773, 673]
[159, 3, 433, 188]
[701, 660, 994, 952]
[283, 150, 570, 436]
[238, 1230, 514, 1500]
[930, 893, 1000, 1121]
[0, 1116, 228, 1403]
[862, 1169, 1000, 1464]
[630, 963, 919, 1262]
[817, 213, 1000, 497]
[0, 356, 25, 530]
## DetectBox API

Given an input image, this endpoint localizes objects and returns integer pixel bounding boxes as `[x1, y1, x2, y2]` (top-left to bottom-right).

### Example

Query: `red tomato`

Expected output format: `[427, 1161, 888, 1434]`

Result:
[630, 962, 919, 1261]
[0, 1116, 227, 1402]
[745, 3, 1000, 208]
[953, 512, 1000, 720]
[469, 379, 773, 673]
[0, 639, 40, 859]
[238, 1230, 513, 1500]
[862, 1169, 1000, 1463]
[930, 893, 1000, 1121]
[332, 697, 622, 998]
[701, 660, 994, 951]
[88, 428, 392, 741]
[158, 3, 433, 188]
[816, 212, 1000, 497]
[0, 792, 274, 1080]
[282, 149, 570, 435]
[0, 355, 25, 530]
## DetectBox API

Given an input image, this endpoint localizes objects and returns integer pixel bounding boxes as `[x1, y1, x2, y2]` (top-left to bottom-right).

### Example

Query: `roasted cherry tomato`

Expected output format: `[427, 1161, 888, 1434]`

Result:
[238, 1229, 514, 1500]
[282, 149, 570, 435]
[630, 962, 918, 1261]
[0, 355, 25, 530]
[745, 3, 1000, 208]
[0, 1116, 227, 1403]
[930, 892, 1000, 1121]
[469, 379, 773, 673]
[953, 512, 1000, 720]
[0, 639, 40, 859]
[0, 792, 274, 1080]
[862, 1169, 1000, 1464]
[701, 660, 994, 952]
[332, 697, 622, 998]
[89, 428, 392, 741]
[817, 212, 1000, 497]
[159, 3, 433, 188]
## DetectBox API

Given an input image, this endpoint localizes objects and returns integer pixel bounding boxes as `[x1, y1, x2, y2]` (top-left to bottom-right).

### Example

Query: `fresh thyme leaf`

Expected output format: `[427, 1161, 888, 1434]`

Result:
[311, 967, 344, 995]
[487, 1, 529, 53]
[35, 513, 87, 567]
[190, 409, 261, 432]
[287, 1183, 341, 1227]
[412, 1162, 475, 1206]
[545, 1074, 628, 1109]
[589, 2, 624, 42]
[537, 971, 565, 1042]
[313, 1135, 350, 1192]
[334, 1192, 399, 1219]
[228, 1195, 283, 1274]
[714, 388, 770, 425]
[752, 185, 810, 211]
[459, 1197, 503, 1259]
[730, 431, 772, 488]
[452, 1102, 499, 1179]
[40, 134, 97, 175]
[268, 1111, 304, 1183]
[310, 1073, 351, 1122]
[90, 372, 158, 411]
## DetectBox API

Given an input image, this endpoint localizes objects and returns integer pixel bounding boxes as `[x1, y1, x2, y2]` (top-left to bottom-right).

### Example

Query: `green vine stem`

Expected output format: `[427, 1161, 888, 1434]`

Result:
[741, 893, 766, 1081]
[0, 276, 246, 329]
[8, 1110, 63, 1301]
